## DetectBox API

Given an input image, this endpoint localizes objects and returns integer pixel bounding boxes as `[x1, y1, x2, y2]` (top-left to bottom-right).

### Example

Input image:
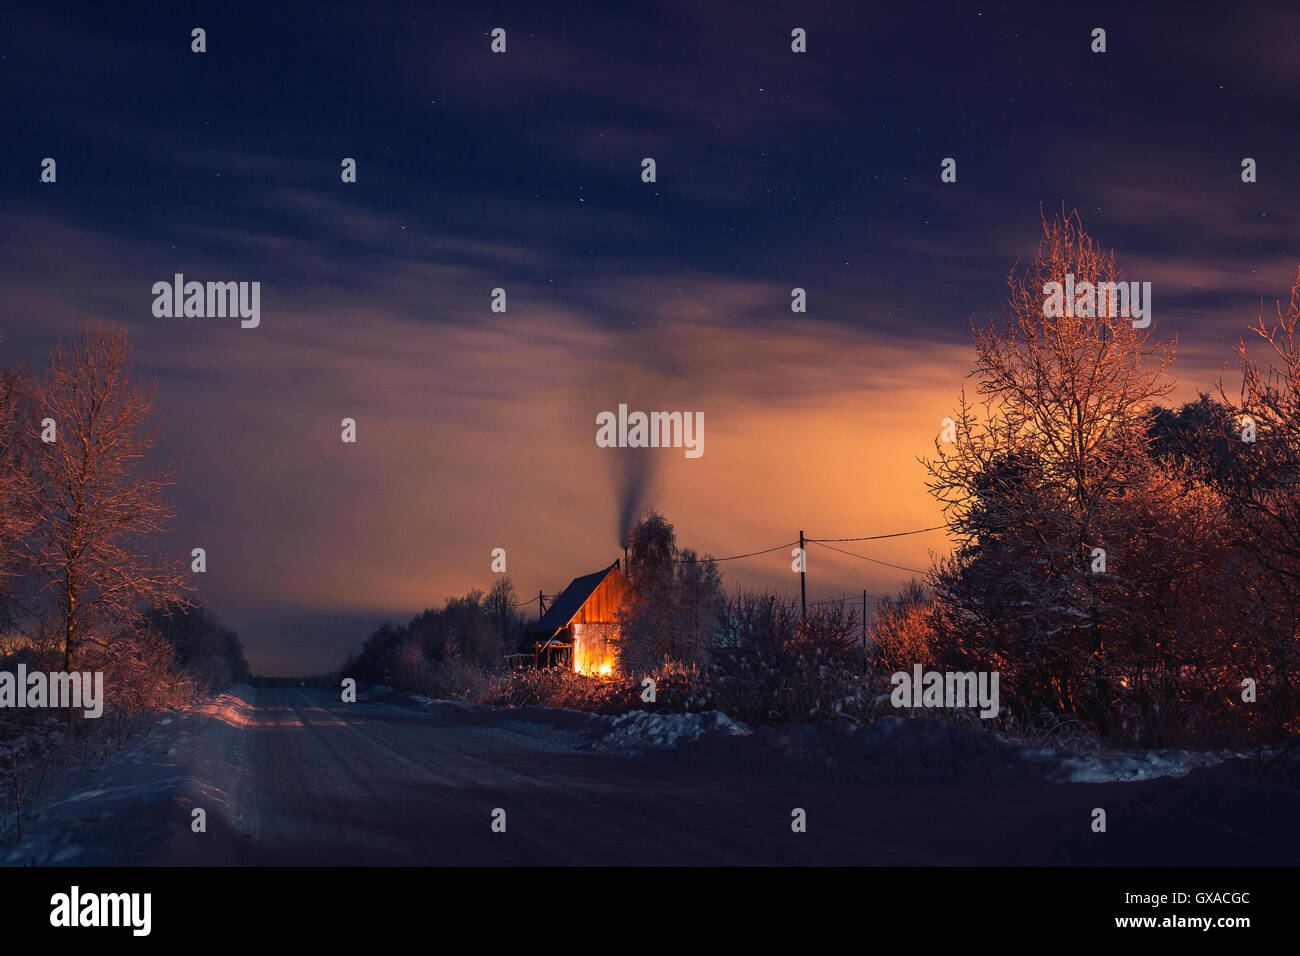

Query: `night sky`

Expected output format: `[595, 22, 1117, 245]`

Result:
[2, 1, 1297, 673]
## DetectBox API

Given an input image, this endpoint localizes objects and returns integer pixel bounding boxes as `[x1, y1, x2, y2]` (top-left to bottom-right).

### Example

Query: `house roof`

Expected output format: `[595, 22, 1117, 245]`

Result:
[532, 561, 620, 637]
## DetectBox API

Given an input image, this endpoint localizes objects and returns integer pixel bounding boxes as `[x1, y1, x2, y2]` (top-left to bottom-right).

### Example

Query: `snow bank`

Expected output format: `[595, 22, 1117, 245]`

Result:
[592, 710, 750, 752]
[1053, 747, 1245, 783]
[674, 716, 1246, 786]
[2, 684, 257, 866]
[675, 717, 1056, 784]
[395, 693, 1249, 785]
[397, 695, 750, 753]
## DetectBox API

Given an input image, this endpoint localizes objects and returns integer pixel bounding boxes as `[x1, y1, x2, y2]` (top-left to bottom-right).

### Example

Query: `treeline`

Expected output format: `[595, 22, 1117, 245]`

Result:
[875, 212, 1300, 747]
[142, 604, 251, 694]
[343, 578, 527, 699]
[253, 675, 338, 688]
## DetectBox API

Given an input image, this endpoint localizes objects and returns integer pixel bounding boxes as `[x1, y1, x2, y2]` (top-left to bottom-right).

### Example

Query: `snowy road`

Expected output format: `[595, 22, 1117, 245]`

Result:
[8, 685, 1300, 865]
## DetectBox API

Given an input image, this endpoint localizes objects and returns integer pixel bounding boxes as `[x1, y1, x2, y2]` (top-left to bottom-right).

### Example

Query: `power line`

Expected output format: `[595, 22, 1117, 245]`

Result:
[512, 524, 939, 614]
[808, 595, 886, 606]
[670, 523, 946, 564]
[807, 525, 947, 543]
[674, 541, 799, 563]
[808, 539, 929, 575]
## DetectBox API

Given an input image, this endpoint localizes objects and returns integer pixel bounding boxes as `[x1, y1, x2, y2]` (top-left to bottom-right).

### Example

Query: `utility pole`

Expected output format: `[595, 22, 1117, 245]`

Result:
[799, 529, 807, 620]
[538, 590, 546, 615]
[863, 589, 867, 650]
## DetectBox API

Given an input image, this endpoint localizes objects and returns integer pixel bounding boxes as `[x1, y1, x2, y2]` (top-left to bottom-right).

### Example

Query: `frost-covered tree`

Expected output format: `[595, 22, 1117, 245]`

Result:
[617, 510, 723, 673]
[923, 212, 1176, 732]
[0, 341, 36, 620]
[24, 324, 188, 671]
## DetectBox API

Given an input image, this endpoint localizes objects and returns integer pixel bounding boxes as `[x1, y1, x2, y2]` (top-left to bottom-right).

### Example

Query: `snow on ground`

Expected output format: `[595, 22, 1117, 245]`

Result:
[7, 683, 1276, 866]
[395, 689, 1258, 783]
[2, 685, 256, 866]
[657, 714, 1258, 786]
[5, 684, 1296, 866]
[592, 710, 750, 752]
[394, 690, 749, 752]
[1052, 747, 1247, 783]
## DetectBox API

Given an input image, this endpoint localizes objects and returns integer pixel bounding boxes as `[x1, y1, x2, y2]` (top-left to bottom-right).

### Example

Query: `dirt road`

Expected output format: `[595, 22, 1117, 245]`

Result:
[13, 686, 1299, 866]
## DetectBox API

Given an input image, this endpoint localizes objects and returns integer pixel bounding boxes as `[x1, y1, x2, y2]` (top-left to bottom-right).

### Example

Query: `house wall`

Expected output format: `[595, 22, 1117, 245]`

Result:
[572, 569, 632, 676]
[573, 568, 632, 626]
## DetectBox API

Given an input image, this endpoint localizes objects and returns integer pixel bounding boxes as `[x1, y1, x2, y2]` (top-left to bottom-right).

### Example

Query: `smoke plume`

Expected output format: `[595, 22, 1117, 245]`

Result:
[613, 446, 657, 548]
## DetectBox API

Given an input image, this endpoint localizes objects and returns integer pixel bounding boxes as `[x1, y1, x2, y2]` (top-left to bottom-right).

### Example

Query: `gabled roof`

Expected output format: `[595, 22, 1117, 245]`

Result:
[533, 561, 620, 636]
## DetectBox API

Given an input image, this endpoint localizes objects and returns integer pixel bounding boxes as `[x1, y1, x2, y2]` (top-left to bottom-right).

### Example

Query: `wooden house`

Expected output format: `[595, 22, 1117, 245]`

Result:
[531, 561, 632, 677]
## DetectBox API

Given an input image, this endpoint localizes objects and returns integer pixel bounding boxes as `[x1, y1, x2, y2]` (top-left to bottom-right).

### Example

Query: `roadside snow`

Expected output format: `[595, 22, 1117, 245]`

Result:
[592, 710, 750, 752]
[1053, 747, 1245, 783]
[674, 715, 1249, 786]
[394, 691, 751, 753]
[391, 691, 1249, 784]
[2, 684, 257, 866]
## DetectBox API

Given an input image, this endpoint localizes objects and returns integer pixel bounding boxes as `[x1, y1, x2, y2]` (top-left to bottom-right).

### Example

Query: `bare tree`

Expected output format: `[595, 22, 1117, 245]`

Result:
[0, 338, 36, 614]
[1207, 270, 1300, 732]
[618, 510, 723, 672]
[923, 211, 1177, 733]
[24, 323, 189, 672]
[1218, 269, 1300, 582]
[482, 577, 522, 648]
[929, 210, 1175, 550]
